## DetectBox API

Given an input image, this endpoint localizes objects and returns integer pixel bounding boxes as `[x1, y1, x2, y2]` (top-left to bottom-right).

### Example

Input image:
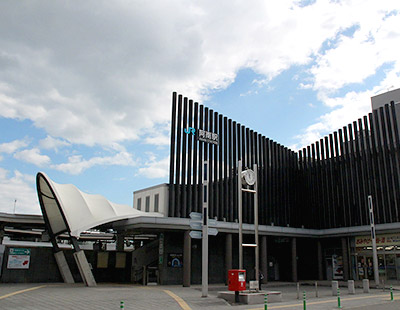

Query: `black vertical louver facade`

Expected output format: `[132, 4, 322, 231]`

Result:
[168, 92, 400, 229]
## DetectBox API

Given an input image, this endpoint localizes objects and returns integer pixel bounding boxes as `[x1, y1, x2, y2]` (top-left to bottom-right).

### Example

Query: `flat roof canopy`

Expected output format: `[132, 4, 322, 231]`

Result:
[36, 172, 163, 238]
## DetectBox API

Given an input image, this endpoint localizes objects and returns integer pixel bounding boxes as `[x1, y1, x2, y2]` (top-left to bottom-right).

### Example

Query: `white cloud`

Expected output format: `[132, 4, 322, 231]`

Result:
[292, 68, 400, 150]
[289, 1, 400, 148]
[144, 135, 170, 146]
[138, 155, 169, 179]
[0, 168, 40, 214]
[299, 83, 313, 90]
[0, 139, 29, 154]
[0, 0, 398, 165]
[52, 151, 135, 175]
[39, 135, 70, 151]
[310, 2, 400, 96]
[14, 148, 51, 167]
[1, 0, 397, 148]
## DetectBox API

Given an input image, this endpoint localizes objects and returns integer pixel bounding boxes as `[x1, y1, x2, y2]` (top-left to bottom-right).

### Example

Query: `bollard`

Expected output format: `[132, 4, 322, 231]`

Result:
[363, 279, 370, 293]
[315, 281, 318, 298]
[332, 281, 339, 296]
[337, 288, 342, 309]
[390, 285, 393, 301]
[348, 280, 355, 295]
[303, 291, 306, 310]
[120, 300, 124, 309]
[264, 293, 268, 310]
[297, 282, 300, 299]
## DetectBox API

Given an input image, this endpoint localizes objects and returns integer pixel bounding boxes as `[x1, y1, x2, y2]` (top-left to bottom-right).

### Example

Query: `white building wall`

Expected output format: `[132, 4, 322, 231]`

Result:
[371, 88, 400, 138]
[133, 184, 168, 217]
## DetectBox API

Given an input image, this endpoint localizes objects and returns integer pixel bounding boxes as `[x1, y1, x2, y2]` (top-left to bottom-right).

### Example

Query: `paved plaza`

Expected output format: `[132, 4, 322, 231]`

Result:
[1, 282, 400, 310]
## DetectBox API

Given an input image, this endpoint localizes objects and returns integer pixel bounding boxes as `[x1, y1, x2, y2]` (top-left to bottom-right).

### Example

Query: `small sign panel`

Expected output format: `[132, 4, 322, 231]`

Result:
[189, 231, 202, 239]
[249, 281, 259, 290]
[208, 219, 217, 226]
[190, 221, 202, 230]
[208, 227, 218, 236]
[7, 248, 31, 269]
[189, 212, 202, 220]
[167, 253, 183, 268]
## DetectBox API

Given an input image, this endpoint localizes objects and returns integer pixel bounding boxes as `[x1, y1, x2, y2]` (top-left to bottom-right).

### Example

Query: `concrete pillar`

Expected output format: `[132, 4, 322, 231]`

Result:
[317, 240, 323, 280]
[73, 250, 96, 286]
[260, 235, 268, 283]
[54, 251, 75, 284]
[183, 230, 191, 287]
[291, 237, 298, 282]
[225, 233, 232, 284]
[332, 280, 339, 296]
[348, 280, 355, 294]
[341, 237, 349, 280]
[116, 234, 125, 252]
[363, 279, 370, 293]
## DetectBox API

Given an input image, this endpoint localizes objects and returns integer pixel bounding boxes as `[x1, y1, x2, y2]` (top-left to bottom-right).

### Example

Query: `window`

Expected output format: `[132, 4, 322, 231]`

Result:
[154, 194, 159, 212]
[145, 196, 150, 212]
[137, 198, 141, 210]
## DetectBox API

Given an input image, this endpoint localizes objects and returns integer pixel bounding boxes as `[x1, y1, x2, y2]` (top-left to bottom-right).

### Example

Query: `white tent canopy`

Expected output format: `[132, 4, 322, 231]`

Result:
[36, 172, 163, 237]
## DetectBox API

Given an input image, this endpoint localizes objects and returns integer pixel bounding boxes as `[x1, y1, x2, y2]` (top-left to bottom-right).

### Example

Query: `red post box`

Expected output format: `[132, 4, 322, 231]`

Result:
[228, 269, 246, 291]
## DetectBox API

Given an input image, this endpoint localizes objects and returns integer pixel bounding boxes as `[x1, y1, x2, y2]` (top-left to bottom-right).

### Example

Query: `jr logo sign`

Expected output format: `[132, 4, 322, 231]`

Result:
[184, 127, 196, 135]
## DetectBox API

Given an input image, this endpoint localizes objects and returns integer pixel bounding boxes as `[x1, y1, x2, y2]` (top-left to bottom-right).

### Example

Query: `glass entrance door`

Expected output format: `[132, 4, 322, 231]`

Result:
[356, 255, 375, 280]
[386, 254, 396, 280]
[365, 256, 374, 280]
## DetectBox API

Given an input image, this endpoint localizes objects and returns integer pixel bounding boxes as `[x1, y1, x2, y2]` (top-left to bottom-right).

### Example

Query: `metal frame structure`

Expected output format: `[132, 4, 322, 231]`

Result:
[237, 161, 259, 286]
[168, 93, 400, 230]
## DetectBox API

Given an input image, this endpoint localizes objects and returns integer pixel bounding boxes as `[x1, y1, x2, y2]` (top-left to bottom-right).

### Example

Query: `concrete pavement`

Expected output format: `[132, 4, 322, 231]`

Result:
[0, 282, 399, 309]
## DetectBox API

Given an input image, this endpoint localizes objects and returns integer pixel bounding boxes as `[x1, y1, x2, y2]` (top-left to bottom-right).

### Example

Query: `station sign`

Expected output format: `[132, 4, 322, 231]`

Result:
[184, 127, 219, 145]
[198, 129, 219, 145]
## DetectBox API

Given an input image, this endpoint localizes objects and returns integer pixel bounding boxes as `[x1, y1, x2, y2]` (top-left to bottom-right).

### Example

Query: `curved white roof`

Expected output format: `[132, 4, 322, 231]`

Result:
[36, 172, 163, 237]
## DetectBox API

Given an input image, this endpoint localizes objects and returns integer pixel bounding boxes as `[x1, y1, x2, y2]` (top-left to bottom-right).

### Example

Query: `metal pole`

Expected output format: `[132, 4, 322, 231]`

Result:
[297, 282, 300, 299]
[202, 161, 209, 297]
[238, 160, 243, 269]
[183, 231, 191, 287]
[368, 195, 380, 287]
[254, 164, 259, 286]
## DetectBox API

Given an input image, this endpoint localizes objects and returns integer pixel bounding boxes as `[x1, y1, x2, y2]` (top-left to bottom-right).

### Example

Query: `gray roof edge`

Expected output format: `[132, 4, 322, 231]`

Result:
[0, 212, 44, 224]
[4, 212, 400, 238]
[133, 183, 169, 195]
[111, 217, 400, 237]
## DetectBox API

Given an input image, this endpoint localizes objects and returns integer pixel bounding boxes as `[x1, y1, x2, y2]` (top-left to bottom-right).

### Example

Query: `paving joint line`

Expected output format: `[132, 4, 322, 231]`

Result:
[163, 289, 192, 310]
[0, 285, 47, 300]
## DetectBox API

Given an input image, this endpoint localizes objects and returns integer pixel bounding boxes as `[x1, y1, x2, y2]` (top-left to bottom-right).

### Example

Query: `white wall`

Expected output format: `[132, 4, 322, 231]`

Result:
[133, 184, 168, 216]
[371, 89, 400, 137]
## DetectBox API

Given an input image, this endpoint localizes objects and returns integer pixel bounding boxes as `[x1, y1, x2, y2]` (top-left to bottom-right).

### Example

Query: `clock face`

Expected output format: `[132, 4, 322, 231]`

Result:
[241, 169, 256, 186]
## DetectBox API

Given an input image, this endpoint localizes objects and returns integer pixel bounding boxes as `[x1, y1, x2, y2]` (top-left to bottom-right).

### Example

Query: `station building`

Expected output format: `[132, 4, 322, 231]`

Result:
[1, 90, 400, 286]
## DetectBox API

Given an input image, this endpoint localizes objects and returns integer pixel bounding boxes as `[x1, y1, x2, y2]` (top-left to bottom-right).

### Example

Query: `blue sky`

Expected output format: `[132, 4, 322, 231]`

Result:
[0, 0, 399, 214]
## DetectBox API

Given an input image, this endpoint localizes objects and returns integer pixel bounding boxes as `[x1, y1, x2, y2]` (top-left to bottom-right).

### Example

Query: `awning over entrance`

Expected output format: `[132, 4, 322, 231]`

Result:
[36, 172, 163, 238]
